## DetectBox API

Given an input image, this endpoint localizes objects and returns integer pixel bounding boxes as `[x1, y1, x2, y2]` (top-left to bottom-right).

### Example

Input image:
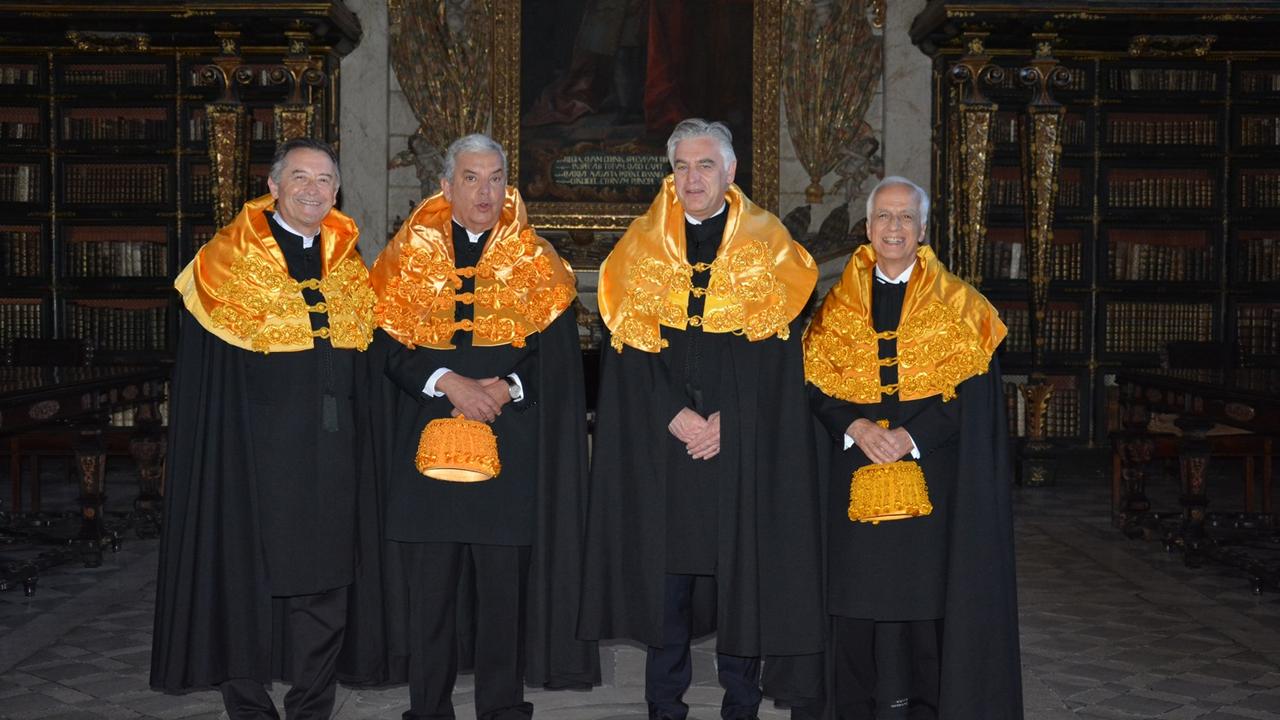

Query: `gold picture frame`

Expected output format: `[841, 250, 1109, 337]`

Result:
[491, 0, 780, 232]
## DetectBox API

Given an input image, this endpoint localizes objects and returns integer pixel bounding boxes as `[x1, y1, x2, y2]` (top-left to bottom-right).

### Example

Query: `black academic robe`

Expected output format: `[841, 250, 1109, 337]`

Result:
[812, 280, 955, 620]
[807, 280, 1023, 719]
[338, 225, 599, 689]
[381, 227, 541, 546]
[151, 217, 362, 691]
[580, 230, 824, 699]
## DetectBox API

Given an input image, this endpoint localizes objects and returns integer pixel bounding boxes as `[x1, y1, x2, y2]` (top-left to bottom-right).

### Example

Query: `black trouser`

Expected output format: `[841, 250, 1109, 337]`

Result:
[219, 585, 348, 720]
[402, 541, 533, 720]
[646, 573, 762, 720]
[828, 617, 941, 720]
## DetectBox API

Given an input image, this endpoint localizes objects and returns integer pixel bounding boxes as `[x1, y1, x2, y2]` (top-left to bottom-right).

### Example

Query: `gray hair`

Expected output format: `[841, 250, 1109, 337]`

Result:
[666, 118, 736, 170]
[441, 133, 508, 182]
[269, 137, 341, 188]
[866, 175, 930, 229]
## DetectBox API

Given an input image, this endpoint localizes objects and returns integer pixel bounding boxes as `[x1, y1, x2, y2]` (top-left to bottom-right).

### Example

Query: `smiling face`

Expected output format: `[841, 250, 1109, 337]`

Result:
[267, 147, 339, 237]
[441, 150, 506, 234]
[867, 183, 926, 278]
[672, 136, 735, 221]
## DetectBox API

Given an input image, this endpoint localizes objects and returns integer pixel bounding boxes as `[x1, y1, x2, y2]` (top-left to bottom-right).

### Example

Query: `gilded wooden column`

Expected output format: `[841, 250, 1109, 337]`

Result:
[1017, 35, 1072, 484]
[1020, 34, 1069, 369]
[272, 30, 327, 145]
[201, 31, 249, 227]
[947, 34, 1001, 284]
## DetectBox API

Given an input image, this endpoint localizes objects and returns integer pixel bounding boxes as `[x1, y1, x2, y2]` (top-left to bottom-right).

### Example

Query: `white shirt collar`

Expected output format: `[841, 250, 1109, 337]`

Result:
[684, 203, 727, 226]
[875, 262, 914, 284]
[271, 213, 318, 249]
[453, 218, 488, 244]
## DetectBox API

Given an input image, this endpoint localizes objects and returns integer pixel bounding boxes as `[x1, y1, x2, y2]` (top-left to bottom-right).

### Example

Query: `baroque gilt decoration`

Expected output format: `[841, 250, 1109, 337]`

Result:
[201, 31, 249, 228]
[1020, 34, 1068, 369]
[1129, 34, 1217, 58]
[781, 0, 882, 204]
[65, 30, 151, 52]
[388, 0, 493, 194]
[867, 0, 885, 29]
[1017, 36, 1071, 447]
[269, 29, 327, 144]
[946, 33, 1002, 284]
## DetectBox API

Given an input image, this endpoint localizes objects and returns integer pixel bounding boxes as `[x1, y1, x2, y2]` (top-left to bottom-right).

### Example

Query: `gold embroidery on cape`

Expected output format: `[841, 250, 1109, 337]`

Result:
[374, 229, 574, 349]
[896, 302, 989, 401]
[609, 240, 792, 351]
[599, 178, 817, 353]
[319, 259, 377, 350]
[805, 300, 988, 403]
[210, 255, 375, 353]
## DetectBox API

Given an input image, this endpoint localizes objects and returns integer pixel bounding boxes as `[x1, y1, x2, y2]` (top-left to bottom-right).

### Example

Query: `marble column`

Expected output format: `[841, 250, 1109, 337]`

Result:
[882, 0, 932, 188]
[338, 0, 391, 262]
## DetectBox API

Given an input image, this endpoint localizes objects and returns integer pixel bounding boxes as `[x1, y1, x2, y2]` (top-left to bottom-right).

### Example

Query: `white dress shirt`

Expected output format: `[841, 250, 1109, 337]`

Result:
[271, 213, 318, 249]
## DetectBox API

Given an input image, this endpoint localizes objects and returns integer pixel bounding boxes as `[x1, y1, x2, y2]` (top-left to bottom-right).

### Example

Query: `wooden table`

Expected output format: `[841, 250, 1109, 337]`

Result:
[1, 365, 168, 587]
[1113, 368, 1280, 588]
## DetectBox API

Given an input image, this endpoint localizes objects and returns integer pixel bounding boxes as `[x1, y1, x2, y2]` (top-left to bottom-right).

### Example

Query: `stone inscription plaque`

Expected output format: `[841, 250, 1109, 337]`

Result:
[550, 154, 668, 189]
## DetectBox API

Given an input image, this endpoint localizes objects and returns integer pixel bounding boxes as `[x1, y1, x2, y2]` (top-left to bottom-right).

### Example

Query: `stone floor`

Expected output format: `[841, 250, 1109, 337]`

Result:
[1, 452, 1279, 719]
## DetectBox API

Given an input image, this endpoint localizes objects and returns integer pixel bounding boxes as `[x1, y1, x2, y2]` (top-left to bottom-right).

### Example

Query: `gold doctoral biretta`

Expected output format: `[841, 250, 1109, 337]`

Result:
[416, 416, 501, 482]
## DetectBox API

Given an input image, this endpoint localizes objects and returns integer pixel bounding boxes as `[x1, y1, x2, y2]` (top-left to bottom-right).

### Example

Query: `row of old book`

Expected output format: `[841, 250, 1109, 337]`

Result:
[66, 303, 167, 352]
[62, 164, 167, 205]
[1106, 176, 1215, 209]
[1, 227, 41, 276]
[981, 240, 1083, 281]
[65, 238, 168, 278]
[1003, 381, 1080, 438]
[1, 119, 39, 141]
[62, 115, 169, 143]
[1236, 304, 1280, 357]
[998, 305, 1085, 355]
[0, 301, 42, 346]
[0, 65, 38, 86]
[62, 64, 167, 87]
[0, 163, 40, 203]
[1239, 115, 1280, 147]
[1105, 68, 1218, 93]
[1238, 174, 1280, 208]
[1107, 241, 1214, 282]
[1239, 71, 1280, 94]
[990, 178, 1084, 208]
[1104, 118, 1217, 146]
[1103, 302, 1213, 354]
[1234, 235, 1280, 282]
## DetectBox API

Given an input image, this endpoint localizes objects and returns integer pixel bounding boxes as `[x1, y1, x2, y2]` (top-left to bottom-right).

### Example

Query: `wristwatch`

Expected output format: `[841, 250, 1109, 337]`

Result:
[502, 376, 523, 402]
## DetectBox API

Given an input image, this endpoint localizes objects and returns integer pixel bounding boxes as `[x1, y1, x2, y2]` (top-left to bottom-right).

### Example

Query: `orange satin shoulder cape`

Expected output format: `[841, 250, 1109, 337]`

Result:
[174, 194, 375, 353]
[803, 244, 1007, 403]
[597, 176, 817, 353]
[369, 186, 577, 350]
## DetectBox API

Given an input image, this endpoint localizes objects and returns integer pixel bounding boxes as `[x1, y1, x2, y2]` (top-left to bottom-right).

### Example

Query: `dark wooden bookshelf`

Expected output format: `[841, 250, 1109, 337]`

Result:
[0, 2, 359, 365]
[917, 4, 1280, 444]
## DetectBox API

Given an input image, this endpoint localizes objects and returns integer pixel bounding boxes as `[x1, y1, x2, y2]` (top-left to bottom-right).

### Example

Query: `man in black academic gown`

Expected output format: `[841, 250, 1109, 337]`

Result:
[580, 118, 824, 720]
[798, 177, 1022, 719]
[364, 133, 597, 719]
[151, 138, 377, 719]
